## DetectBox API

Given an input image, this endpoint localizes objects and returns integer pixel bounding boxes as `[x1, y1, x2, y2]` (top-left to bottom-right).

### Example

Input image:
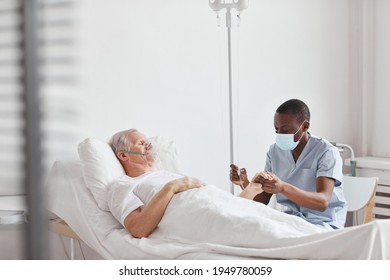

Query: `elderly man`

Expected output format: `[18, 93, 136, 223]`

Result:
[107, 129, 205, 238]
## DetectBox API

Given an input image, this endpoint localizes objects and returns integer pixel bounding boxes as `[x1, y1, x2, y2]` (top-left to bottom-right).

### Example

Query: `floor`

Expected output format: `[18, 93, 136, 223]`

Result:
[0, 224, 103, 260]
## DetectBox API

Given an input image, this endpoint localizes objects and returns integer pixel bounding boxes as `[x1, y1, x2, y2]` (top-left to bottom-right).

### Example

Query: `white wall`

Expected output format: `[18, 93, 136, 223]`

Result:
[77, 0, 228, 188]
[74, 0, 353, 191]
[235, 0, 351, 177]
[371, 0, 390, 157]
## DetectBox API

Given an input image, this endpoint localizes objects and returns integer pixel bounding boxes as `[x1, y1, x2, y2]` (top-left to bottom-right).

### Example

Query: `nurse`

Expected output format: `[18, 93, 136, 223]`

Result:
[230, 99, 347, 229]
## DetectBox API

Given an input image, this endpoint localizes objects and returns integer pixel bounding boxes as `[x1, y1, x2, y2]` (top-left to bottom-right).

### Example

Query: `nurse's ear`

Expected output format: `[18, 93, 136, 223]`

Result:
[303, 120, 310, 132]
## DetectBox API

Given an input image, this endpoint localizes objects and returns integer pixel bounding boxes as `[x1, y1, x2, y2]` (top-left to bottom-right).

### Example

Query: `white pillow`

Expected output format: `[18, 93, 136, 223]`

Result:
[78, 136, 181, 211]
[149, 136, 182, 174]
[78, 138, 125, 211]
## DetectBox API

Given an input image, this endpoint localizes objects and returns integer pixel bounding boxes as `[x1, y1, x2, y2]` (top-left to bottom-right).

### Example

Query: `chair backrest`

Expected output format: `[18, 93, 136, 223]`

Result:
[343, 175, 378, 224]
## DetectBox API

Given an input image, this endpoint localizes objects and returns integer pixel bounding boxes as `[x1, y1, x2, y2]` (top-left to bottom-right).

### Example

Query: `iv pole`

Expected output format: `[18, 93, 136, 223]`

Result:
[209, 0, 249, 194]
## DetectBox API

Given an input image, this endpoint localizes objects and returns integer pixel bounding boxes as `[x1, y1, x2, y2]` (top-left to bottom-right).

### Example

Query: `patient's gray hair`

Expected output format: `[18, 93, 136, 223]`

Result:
[108, 128, 138, 155]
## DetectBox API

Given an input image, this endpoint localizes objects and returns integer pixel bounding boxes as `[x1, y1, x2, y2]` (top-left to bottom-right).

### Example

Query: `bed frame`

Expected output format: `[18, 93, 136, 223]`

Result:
[49, 217, 81, 260]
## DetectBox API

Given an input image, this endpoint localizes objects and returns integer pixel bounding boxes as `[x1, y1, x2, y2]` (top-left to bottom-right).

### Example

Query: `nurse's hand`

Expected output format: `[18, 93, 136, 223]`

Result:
[252, 172, 284, 194]
[230, 164, 249, 189]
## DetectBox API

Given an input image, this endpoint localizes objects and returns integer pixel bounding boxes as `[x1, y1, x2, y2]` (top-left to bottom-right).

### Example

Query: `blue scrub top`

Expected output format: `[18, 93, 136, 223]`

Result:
[265, 134, 347, 229]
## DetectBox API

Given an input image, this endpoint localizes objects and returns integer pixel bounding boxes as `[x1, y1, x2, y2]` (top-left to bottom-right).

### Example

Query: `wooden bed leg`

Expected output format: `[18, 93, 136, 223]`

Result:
[49, 217, 81, 259]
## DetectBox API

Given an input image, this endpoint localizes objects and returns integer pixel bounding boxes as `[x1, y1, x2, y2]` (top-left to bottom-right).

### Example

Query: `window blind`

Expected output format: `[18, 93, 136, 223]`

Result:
[0, 0, 82, 259]
[0, 0, 24, 196]
[0, 0, 81, 197]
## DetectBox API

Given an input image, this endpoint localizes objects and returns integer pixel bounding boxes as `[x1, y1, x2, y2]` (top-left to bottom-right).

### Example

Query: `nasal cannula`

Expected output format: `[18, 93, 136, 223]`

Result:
[122, 149, 146, 156]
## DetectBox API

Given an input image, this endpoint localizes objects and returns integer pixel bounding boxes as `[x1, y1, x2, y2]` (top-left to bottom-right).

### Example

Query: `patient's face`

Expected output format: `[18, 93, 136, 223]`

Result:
[128, 131, 155, 165]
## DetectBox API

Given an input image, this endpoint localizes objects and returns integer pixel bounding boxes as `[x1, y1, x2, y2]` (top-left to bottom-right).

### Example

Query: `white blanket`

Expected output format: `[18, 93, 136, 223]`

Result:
[117, 185, 390, 259]
[48, 161, 390, 260]
[154, 185, 324, 246]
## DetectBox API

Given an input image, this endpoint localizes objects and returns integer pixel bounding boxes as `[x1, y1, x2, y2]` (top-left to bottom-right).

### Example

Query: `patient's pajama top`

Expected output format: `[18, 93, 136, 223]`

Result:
[107, 170, 183, 226]
[265, 134, 347, 229]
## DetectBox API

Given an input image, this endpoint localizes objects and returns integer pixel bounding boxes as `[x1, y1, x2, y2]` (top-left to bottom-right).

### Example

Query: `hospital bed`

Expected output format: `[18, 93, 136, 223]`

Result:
[46, 137, 390, 260]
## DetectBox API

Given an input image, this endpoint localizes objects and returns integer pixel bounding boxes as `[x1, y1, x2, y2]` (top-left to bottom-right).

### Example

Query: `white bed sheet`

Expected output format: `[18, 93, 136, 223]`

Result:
[47, 160, 258, 259]
[46, 160, 390, 260]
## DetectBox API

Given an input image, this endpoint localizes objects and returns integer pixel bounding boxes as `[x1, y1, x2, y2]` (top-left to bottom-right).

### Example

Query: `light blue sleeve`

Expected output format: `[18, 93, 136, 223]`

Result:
[264, 150, 272, 172]
[317, 146, 343, 187]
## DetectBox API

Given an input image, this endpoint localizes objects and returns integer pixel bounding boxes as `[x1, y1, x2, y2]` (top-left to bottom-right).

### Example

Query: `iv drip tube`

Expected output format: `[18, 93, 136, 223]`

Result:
[227, 8, 234, 194]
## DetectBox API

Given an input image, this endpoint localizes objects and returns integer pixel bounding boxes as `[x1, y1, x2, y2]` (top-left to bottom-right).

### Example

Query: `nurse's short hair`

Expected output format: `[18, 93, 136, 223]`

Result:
[108, 128, 138, 155]
[276, 99, 311, 122]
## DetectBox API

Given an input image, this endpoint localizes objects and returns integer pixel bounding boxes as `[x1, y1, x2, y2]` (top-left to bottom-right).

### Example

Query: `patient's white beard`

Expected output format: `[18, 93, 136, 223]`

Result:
[145, 149, 161, 169]
[129, 150, 160, 172]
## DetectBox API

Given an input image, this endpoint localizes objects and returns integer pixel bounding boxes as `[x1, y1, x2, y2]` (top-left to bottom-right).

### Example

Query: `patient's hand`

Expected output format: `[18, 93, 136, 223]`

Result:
[252, 171, 273, 183]
[239, 182, 264, 200]
[166, 177, 206, 194]
[252, 172, 284, 194]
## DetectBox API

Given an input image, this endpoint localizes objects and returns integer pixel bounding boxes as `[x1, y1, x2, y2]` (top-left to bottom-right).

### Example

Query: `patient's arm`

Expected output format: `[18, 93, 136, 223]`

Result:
[124, 177, 205, 238]
[242, 172, 272, 204]
[239, 182, 263, 200]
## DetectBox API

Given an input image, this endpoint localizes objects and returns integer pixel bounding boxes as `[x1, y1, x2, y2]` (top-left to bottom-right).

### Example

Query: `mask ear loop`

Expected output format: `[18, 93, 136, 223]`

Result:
[294, 120, 309, 143]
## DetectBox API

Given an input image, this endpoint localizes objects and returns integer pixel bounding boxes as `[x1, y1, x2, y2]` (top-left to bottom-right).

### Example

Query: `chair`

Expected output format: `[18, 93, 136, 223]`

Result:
[342, 175, 378, 226]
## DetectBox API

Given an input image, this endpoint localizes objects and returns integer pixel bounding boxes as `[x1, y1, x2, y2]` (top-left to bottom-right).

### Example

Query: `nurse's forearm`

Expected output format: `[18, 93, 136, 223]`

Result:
[280, 183, 330, 212]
